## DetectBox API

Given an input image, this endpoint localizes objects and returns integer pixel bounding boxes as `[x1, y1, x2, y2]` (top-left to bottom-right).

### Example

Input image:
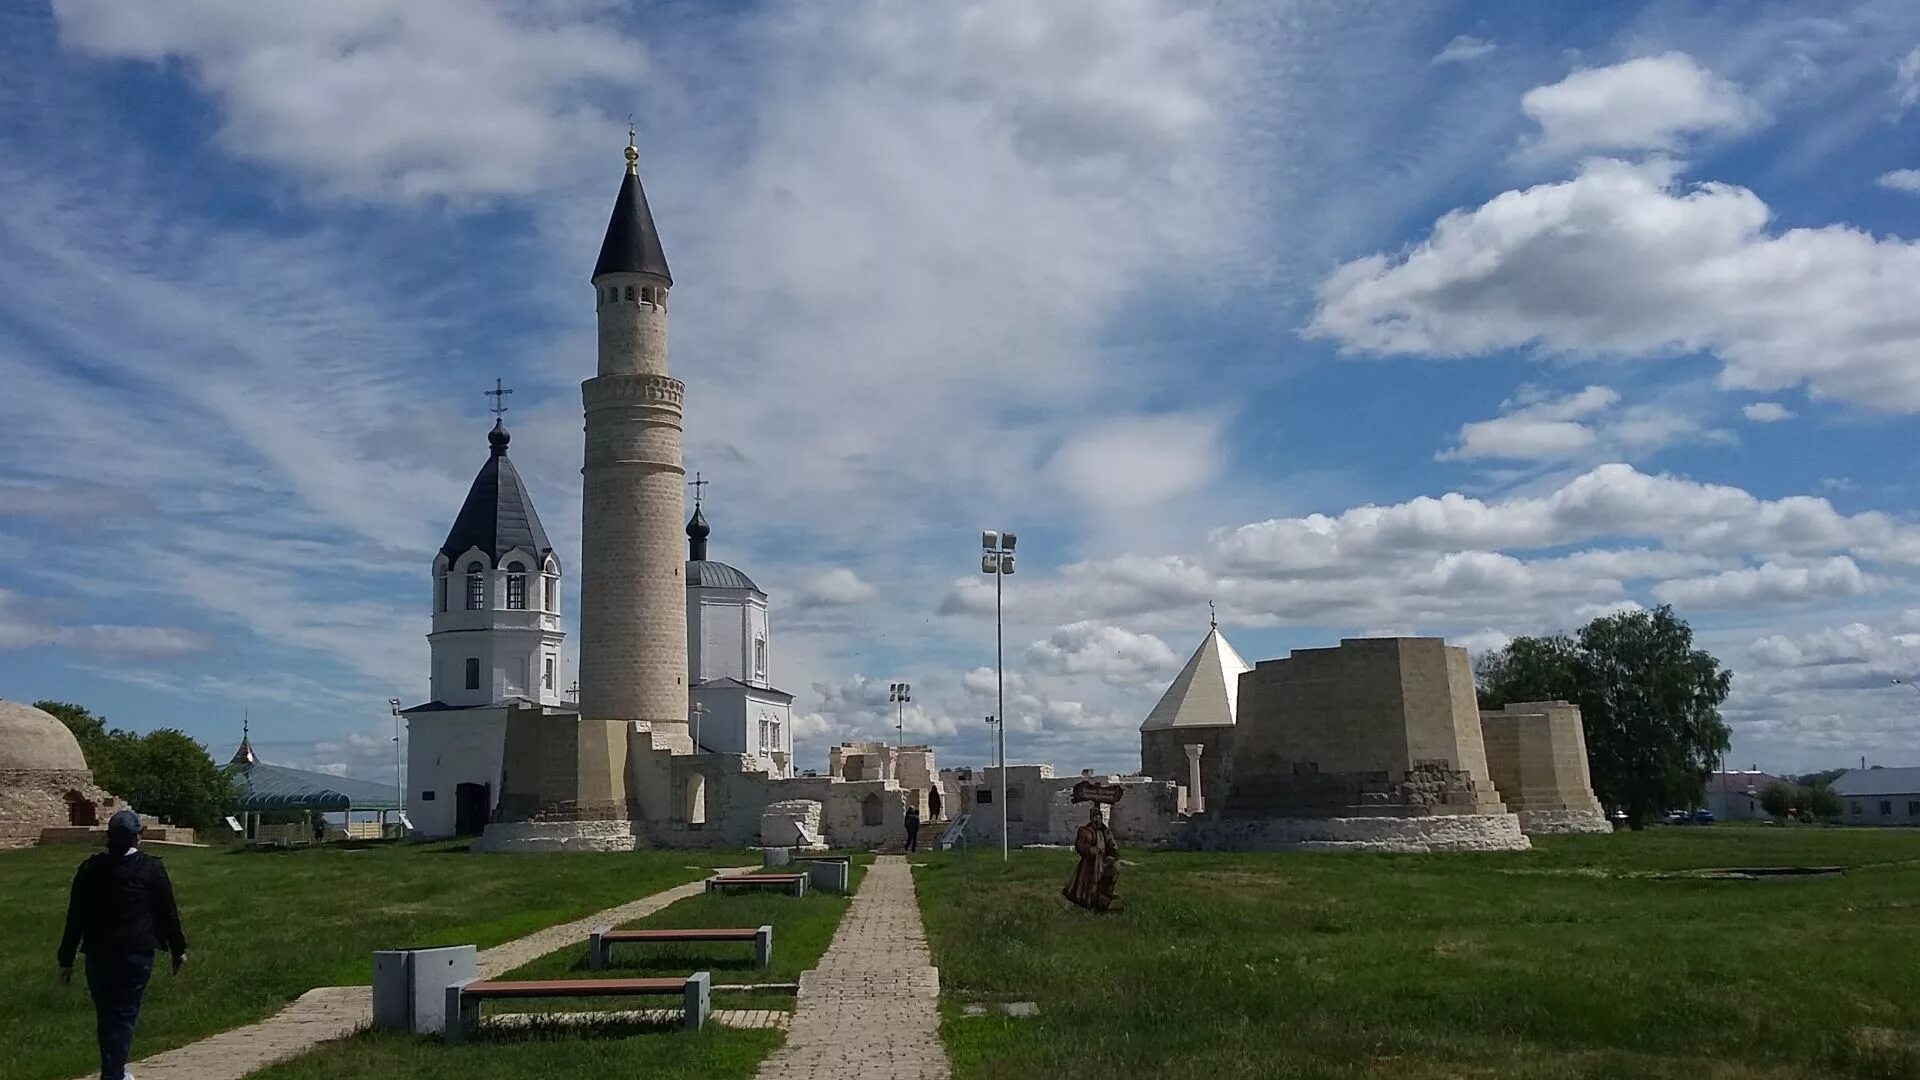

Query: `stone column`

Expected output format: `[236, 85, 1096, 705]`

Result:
[1184, 743, 1205, 814]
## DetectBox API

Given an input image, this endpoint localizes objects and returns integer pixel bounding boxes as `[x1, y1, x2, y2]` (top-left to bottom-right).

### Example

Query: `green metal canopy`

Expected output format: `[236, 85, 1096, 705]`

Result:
[225, 760, 402, 813]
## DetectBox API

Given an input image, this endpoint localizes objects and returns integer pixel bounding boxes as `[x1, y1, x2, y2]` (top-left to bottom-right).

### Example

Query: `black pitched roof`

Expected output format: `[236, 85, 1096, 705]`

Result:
[592, 164, 672, 283]
[439, 423, 556, 568]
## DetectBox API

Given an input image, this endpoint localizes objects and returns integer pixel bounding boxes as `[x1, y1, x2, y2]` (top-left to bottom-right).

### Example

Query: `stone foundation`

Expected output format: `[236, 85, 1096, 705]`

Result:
[760, 799, 827, 849]
[1514, 807, 1612, 835]
[474, 819, 638, 853]
[1189, 812, 1530, 853]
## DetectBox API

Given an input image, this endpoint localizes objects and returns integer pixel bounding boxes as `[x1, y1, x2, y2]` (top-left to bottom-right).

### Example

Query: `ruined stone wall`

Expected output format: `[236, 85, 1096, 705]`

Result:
[1042, 776, 1186, 848]
[1140, 727, 1235, 810]
[1188, 812, 1529, 853]
[1, 771, 122, 848]
[493, 710, 630, 824]
[1222, 638, 1505, 819]
[1479, 701, 1610, 834]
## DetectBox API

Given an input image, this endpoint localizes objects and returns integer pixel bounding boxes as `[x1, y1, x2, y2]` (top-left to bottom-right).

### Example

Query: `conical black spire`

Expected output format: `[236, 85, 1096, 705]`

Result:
[687, 504, 710, 561]
[440, 421, 556, 567]
[593, 135, 672, 283]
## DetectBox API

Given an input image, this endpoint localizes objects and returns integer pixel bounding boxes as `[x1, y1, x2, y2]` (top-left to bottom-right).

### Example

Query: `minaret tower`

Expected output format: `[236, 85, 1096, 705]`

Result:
[576, 127, 690, 749]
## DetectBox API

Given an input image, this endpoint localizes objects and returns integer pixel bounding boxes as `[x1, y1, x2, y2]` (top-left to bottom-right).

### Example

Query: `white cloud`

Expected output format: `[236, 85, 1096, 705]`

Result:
[1024, 620, 1181, 687]
[1742, 401, 1795, 422]
[1046, 413, 1224, 513]
[1878, 168, 1920, 194]
[52, 0, 645, 202]
[1438, 384, 1727, 463]
[0, 588, 216, 661]
[1652, 557, 1869, 609]
[1310, 158, 1920, 412]
[1897, 47, 1920, 111]
[1518, 53, 1762, 159]
[793, 569, 879, 609]
[1432, 36, 1495, 66]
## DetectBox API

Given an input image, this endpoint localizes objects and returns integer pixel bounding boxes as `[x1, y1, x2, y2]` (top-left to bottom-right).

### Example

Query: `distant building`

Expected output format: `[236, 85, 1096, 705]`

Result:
[1829, 767, 1920, 826]
[1704, 770, 1789, 822]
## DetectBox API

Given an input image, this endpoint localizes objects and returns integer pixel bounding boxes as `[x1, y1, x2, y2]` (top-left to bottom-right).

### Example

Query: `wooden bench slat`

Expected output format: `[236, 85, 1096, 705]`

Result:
[713, 874, 806, 883]
[463, 978, 688, 999]
[601, 928, 761, 942]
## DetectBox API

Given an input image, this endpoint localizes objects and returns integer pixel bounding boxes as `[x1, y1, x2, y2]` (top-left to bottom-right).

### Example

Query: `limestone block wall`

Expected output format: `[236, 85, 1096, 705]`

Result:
[760, 799, 826, 847]
[493, 709, 630, 823]
[1187, 812, 1530, 853]
[1, 771, 123, 848]
[1042, 776, 1186, 848]
[1140, 727, 1235, 810]
[1479, 701, 1609, 834]
[961, 765, 1060, 847]
[1223, 638, 1505, 818]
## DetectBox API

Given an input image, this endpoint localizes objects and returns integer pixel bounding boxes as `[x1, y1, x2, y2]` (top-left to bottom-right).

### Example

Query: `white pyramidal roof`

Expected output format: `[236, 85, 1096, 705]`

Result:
[1139, 627, 1251, 732]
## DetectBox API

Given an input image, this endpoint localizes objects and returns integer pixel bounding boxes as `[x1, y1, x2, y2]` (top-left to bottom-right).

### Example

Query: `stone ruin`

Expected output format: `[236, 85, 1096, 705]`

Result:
[1477, 700, 1611, 834]
[0, 699, 133, 849]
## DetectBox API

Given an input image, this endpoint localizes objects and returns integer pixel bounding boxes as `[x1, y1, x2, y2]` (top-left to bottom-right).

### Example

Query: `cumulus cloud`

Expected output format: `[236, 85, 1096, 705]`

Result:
[1024, 620, 1181, 686]
[1652, 557, 1869, 609]
[1432, 36, 1495, 66]
[52, 0, 645, 202]
[1742, 401, 1794, 422]
[1437, 384, 1726, 463]
[793, 569, 879, 609]
[1518, 53, 1762, 159]
[1878, 168, 1920, 194]
[1897, 47, 1920, 112]
[1310, 158, 1920, 412]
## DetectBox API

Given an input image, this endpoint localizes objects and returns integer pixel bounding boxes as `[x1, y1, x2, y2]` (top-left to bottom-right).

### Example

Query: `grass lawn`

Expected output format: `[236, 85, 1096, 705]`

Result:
[252, 1020, 783, 1080]
[917, 826, 1920, 1080]
[0, 840, 751, 1080]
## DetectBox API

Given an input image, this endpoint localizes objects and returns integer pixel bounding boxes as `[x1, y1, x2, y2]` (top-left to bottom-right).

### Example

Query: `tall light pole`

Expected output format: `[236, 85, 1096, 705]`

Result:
[889, 682, 912, 748]
[690, 701, 706, 754]
[981, 529, 1016, 863]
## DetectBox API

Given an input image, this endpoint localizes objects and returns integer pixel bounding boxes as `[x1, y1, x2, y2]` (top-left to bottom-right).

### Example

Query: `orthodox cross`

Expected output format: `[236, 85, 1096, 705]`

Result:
[485, 379, 513, 420]
[688, 471, 709, 507]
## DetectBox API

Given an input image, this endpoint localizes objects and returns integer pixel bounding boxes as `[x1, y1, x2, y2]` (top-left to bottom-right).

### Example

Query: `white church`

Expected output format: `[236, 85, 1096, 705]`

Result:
[402, 425, 793, 838]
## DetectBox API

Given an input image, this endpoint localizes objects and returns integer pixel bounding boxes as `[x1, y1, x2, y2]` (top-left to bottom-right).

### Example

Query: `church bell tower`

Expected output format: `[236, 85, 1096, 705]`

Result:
[575, 128, 691, 749]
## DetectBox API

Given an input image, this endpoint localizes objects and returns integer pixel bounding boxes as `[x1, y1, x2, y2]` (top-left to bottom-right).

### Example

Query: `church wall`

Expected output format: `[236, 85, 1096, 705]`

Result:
[689, 686, 749, 755]
[406, 708, 509, 838]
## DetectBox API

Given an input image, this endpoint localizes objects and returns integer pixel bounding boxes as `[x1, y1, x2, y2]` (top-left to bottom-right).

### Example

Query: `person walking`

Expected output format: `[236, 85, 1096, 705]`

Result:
[57, 809, 189, 1080]
[904, 804, 922, 852]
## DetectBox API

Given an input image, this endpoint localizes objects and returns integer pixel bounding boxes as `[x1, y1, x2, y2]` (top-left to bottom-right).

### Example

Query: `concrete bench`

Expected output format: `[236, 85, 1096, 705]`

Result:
[444, 973, 711, 1041]
[706, 872, 807, 896]
[589, 926, 772, 971]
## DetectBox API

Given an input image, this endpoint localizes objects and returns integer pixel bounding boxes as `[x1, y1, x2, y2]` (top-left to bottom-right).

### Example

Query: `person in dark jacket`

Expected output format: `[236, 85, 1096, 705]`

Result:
[57, 809, 188, 1080]
[904, 805, 922, 852]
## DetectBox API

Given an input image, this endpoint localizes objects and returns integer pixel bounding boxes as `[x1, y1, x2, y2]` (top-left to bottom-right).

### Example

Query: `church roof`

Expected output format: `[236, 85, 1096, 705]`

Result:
[1139, 626, 1251, 732]
[439, 422, 556, 568]
[693, 676, 794, 702]
[592, 148, 672, 283]
[687, 560, 761, 593]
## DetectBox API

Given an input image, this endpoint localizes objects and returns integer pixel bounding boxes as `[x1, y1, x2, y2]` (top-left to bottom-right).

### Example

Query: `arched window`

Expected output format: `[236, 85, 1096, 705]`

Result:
[543, 576, 558, 612]
[465, 562, 485, 609]
[624, 286, 635, 302]
[506, 561, 527, 610]
[436, 576, 448, 613]
[861, 793, 884, 827]
[464, 657, 481, 691]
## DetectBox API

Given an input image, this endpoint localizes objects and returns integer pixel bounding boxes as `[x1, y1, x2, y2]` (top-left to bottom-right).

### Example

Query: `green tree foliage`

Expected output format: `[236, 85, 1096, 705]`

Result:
[33, 700, 237, 830]
[1758, 780, 1843, 822]
[1476, 606, 1732, 830]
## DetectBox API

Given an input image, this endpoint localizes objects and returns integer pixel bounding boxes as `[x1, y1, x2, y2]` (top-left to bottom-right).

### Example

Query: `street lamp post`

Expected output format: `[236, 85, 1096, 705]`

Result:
[690, 702, 706, 754]
[388, 698, 404, 835]
[981, 529, 1016, 863]
[889, 682, 912, 748]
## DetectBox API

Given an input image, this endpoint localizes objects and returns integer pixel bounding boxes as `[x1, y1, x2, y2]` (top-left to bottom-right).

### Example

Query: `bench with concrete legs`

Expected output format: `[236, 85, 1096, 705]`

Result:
[589, 925, 773, 971]
[444, 972, 711, 1041]
[706, 872, 807, 896]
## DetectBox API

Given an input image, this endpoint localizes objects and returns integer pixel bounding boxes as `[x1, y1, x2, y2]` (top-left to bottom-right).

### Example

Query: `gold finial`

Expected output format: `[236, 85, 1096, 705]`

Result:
[625, 115, 639, 175]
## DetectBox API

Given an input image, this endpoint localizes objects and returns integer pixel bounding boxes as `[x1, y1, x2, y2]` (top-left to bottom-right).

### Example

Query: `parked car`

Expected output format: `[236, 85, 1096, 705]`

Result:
[1691, 808, 1715, 825]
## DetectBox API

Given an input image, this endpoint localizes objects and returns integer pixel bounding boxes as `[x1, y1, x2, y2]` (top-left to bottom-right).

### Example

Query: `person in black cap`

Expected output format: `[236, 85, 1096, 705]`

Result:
[57, 809, 188, 1080]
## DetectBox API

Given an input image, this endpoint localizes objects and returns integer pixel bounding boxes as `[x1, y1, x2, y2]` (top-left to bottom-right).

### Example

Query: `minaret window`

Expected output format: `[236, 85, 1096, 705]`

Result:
[506, 561, 528, 610]
[464, 657, 481, 691]
[465, 563, 486, 610]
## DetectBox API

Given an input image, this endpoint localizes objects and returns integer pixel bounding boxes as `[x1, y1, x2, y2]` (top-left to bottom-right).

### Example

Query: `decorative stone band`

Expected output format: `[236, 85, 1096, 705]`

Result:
[1513, 807, 1614, 835]
[582, 373, 685, 412]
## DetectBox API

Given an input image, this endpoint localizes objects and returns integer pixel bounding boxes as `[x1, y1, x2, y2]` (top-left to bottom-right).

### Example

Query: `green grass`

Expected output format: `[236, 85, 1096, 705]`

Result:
[251, 1019, 782, 1080]
[0, 840, 751, 1080]
[916, 826, 1920, 1080]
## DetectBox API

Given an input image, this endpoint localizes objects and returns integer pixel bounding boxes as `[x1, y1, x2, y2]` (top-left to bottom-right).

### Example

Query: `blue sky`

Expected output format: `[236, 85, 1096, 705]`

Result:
[3, 0, 1918, 782]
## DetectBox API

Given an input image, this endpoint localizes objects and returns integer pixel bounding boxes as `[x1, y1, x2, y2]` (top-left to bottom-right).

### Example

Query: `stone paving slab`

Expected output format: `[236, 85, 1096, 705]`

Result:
[754, 855, 950, 1080]
[85, 867, 750, 1080]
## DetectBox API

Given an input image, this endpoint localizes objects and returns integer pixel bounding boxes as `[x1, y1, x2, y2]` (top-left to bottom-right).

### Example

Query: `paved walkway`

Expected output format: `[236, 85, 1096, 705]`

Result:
[755, 856, 950, 1080]
[99, 871, 736, 1080]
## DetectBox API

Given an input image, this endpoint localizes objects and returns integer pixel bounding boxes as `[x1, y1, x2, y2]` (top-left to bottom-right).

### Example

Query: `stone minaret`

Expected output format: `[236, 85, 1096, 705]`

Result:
[576, 130, 690, 750]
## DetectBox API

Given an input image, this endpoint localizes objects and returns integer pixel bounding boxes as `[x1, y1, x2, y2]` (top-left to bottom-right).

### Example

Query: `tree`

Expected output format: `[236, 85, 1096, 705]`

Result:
[1478, 605, 1732, 830]
[33, 700, 236, 830]
[1759, 781, 1795, 819]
